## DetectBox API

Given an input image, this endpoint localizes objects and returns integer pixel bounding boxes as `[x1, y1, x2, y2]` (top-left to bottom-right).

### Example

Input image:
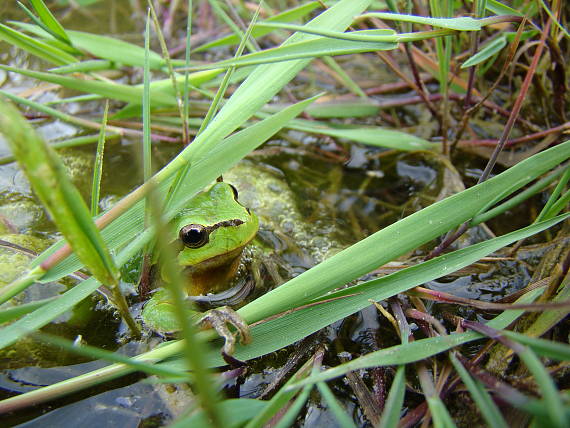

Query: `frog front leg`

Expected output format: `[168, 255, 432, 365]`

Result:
[199, 306, 251, 356]
[141, 289, 251, 357]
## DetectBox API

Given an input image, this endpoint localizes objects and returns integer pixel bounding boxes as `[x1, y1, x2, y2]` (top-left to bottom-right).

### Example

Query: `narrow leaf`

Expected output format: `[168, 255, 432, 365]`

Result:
[189, 30, 397, 70]
[359, 12, 485, 30]
[29, 0, 71, 43]
[0, 98, 118, 288]
[462, 36, 507, 68]
[0, 23, 76, 65]
[194, 1, 321, 52]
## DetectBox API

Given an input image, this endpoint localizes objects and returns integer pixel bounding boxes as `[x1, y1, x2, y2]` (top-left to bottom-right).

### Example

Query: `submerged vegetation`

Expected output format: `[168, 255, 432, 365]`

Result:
[0, 0, 568, 426]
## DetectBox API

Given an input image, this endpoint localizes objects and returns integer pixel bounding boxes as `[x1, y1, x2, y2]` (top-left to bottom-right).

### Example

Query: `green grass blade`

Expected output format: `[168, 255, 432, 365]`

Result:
[188, 30, 398, 70]
[13, 22, 165, 69]
[272, 385, 312, 428]
[0, 245, 553, 412]
[536, 166, 570, 222]
[165, 3, 262, 208]
[519, 348, 567, 427]
[542, 189, 570, 220]
[470, 166, 566, 226]
[0, 98, 118, 289]
[170, 399, 268, 428]
[322, 55, 368, 98]
[49, 59, 114, 74]
[317, 381, 358, 428]
[244, 357, 315, 428]
[228, 216, 568, 364]
[0, 23, 76, 65]
[142, 11, 152, 184]
[0, 297, 57, 324]
[427, 396, 457, 428]
[462, 36, 507, 68]
[359, 12, 484, 30]
[194, 1, 321, 52]
[287, 288, 544, 390]
[484, 0, 524, 16]
[35, 333, 189, 379]
[0, 64, 177, 105]
[207, 0, 258, 54]
[31, 94, 319, 283]
[378, 365, 406, 428]
[450, 353, 509, 428]
[0, 134, 120, 166]
[252, 21, 452, 41]
[523, 275, 570, 339]
[0, 277, 100, 350]
[199, 3, 260, 133]
[90, 101, 108, 216]
[168, 0, 375, 205]
[466, 321, 567, 428]
[28, 0, 71, 43]
[285, 118, 436, 151]
[238, 142, 570, 324]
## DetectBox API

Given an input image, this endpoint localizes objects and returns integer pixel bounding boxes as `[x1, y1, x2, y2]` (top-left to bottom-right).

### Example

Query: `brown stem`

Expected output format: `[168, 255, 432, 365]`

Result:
[459, 121, 570, 147]
[428, 19, 552, 259]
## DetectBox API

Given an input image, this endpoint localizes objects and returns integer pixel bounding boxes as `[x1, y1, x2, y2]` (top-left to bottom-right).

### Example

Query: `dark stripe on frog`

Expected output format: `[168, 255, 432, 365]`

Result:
[207, 218, 244, 232]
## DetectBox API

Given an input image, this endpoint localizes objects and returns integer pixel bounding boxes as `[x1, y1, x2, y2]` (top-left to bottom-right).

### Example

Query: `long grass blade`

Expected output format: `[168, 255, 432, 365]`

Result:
[194, 1, 321, 52]
[90, 101, 108, 216]
[450, 353, 509, 428]
[0, 98, 118, 289]
[28, 0, 71, 43]
[378, 365, 406, 428]
[187, 30, 398, 71]
[0, 23, 76, 65]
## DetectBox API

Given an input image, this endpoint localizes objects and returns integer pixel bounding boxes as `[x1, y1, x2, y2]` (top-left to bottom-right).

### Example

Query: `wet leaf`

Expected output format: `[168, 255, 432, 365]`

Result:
[0, 98, 118, 287]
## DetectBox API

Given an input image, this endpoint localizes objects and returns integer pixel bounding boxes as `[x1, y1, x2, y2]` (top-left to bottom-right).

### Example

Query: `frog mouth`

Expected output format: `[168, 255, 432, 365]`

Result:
[187, 277, 254, 307]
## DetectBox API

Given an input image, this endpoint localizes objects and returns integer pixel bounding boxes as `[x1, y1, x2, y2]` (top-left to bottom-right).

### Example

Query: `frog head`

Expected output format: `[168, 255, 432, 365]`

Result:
[163, 182, 259, 295]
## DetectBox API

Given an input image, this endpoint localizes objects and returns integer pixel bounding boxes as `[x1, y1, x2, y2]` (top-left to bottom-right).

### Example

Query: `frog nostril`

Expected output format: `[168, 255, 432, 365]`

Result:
[180, 224, 209, 248]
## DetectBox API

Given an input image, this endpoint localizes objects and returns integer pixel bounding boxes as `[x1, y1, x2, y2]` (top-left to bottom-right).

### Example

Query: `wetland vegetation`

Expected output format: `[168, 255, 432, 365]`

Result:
[0, 0, 569, 426]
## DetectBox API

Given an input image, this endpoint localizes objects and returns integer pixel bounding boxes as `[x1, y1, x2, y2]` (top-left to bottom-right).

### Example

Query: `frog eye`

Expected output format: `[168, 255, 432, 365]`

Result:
[179, 224, 209, 248]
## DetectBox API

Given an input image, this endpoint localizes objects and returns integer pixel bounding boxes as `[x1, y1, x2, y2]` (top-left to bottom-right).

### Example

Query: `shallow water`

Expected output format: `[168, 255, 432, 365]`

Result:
[0, 1, 550, 426]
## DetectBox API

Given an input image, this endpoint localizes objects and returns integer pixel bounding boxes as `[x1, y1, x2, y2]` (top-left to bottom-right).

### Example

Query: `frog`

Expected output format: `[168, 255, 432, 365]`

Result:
[140, 160, 347, 354]
[140, 179, 259, 355]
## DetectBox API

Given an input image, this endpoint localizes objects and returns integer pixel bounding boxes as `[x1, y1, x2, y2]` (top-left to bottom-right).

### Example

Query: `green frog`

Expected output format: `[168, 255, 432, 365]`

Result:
[140, 179, 260, 354]
[141, 161, 345, 353]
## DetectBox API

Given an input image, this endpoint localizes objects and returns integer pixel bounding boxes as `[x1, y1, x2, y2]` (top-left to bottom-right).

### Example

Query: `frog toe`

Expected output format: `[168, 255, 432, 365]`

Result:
[200, 307, 251, 356]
